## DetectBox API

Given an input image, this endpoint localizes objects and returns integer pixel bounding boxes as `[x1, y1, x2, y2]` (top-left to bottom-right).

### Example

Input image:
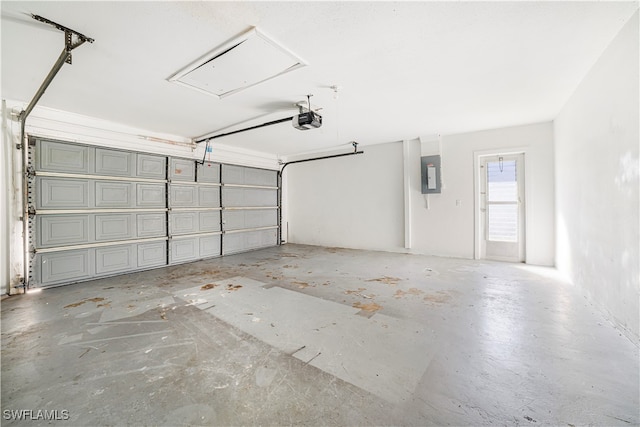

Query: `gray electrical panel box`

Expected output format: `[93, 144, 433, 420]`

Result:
[421, 155, 441, 194]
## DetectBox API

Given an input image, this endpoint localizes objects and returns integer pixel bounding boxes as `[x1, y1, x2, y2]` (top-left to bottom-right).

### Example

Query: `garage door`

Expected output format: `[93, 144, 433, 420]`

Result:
[221, 164, 279, 255]
[28, 138, 279, 287]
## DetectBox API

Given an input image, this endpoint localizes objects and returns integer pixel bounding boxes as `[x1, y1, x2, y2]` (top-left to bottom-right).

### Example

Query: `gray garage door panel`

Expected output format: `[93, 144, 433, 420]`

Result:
[199, 235, 221, 258]
[200, 211, 221, 232]
[170, 158, 196, 182]
[95, 213, 134, 241]
[223, 228, 278, 255]
[197, 162, 220, 183]
[169, 212, 199, 235]
[170, 185, 198, 207]
[222, 209, 277, 231]
[199, 186, 220, 207]
[36, 214, 90, 248]
[96, 244, 136, 275]
[38, 249, 93, 285]
[222, 165, 277, 186]
[37, 140, 89, 174]
[95, 148, 133, 177]
[138, 241, 167, 268]
[37, 177, 90, 209]
[30, 139, 280, 287]
[136, 183, 166, 208]
[222, 187, 277, 207]
[137, 213, 166, 238]
[95, 181, 133, 208]
[170, 237, 199, 263]
[137, 154, 166, 179]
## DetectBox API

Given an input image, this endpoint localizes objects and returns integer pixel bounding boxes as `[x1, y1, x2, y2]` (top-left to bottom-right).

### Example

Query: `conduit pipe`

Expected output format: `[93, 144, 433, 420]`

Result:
[276, 142, 364, 245]
[18, 15, 93, 291]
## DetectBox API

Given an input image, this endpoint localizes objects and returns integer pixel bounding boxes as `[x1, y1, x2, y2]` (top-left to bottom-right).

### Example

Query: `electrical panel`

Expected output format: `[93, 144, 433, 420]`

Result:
[421, 155, 441, 194]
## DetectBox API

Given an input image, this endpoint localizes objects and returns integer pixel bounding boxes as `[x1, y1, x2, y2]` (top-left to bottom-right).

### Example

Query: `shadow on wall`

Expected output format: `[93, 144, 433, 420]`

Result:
[614, 151, 640, 196]
[554, 213, 572, 283]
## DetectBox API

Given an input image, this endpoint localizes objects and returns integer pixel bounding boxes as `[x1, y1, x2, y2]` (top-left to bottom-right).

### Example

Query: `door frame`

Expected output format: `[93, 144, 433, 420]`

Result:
[473, 147, 532, 262]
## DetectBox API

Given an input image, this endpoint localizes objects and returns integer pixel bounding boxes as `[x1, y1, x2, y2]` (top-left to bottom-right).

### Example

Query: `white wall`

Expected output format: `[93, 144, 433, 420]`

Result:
[409, 123, 555, 265]
[286, 122, 555, 265]
[554, 12, 639, 343]
[286, 143, 405, 251]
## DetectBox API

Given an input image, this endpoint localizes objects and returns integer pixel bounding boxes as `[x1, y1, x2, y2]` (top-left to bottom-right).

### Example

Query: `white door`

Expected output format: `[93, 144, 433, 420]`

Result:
[479, 153, 525, 262]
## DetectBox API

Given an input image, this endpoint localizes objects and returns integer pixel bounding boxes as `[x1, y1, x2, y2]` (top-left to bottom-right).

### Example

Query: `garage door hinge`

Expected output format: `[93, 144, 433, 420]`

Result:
[25, 166, 36, 178]
[27, 206, 36, 216]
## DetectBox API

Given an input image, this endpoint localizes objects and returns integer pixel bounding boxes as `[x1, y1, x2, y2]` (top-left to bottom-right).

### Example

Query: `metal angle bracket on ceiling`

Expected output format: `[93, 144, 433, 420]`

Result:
[20, 14, 94, 121]
[31, 14, 95, 65]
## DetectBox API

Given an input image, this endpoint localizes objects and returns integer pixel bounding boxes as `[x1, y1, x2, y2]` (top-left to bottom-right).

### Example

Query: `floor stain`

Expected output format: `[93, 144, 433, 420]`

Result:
[344, 288, 367, 295]
[366, 276, 401, 286]
[394, 288, 424, 299]
[292, 281, 311, 289]
[423, 291, 456, 305]
[352, 301, 383, 313]
[201, 283, 218, 290]
[325, 247, 345, 253]
[282, 265, 297, 269]
[64, 297, 106, 309]
[226, 284, 243, 291]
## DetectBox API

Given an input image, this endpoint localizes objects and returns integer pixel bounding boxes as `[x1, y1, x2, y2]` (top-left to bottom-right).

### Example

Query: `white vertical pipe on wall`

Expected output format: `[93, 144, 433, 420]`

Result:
[1, 101, 10, 294]
[2, 102, 24, 295]
[403, 139, 412, 249]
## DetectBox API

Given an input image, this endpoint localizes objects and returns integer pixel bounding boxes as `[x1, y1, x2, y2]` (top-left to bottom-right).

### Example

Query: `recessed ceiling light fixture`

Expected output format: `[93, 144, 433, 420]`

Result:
[168, 27, 307, 99]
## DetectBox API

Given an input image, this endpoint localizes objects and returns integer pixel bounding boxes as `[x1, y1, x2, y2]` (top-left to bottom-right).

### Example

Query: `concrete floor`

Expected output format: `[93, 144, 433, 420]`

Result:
[1, 244, 638, 426]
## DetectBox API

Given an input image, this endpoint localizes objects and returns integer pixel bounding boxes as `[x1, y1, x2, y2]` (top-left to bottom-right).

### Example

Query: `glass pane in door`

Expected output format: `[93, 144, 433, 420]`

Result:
[488, 204, 518, 242]
[487, 160, 517, 202]
[486, 159, 518, 242]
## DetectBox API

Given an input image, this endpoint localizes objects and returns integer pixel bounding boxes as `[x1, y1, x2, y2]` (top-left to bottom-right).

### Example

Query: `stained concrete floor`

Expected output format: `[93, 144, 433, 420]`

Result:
[1, 244, 638, 426]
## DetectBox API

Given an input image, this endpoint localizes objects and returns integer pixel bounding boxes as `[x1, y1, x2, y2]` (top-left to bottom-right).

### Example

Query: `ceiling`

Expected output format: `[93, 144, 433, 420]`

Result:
[1, 1, 638, 157]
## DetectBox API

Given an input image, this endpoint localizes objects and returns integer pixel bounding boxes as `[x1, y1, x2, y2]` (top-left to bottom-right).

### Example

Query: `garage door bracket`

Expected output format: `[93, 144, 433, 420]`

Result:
[276, 142, 364, 244]
[18, 14, 94, 292]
